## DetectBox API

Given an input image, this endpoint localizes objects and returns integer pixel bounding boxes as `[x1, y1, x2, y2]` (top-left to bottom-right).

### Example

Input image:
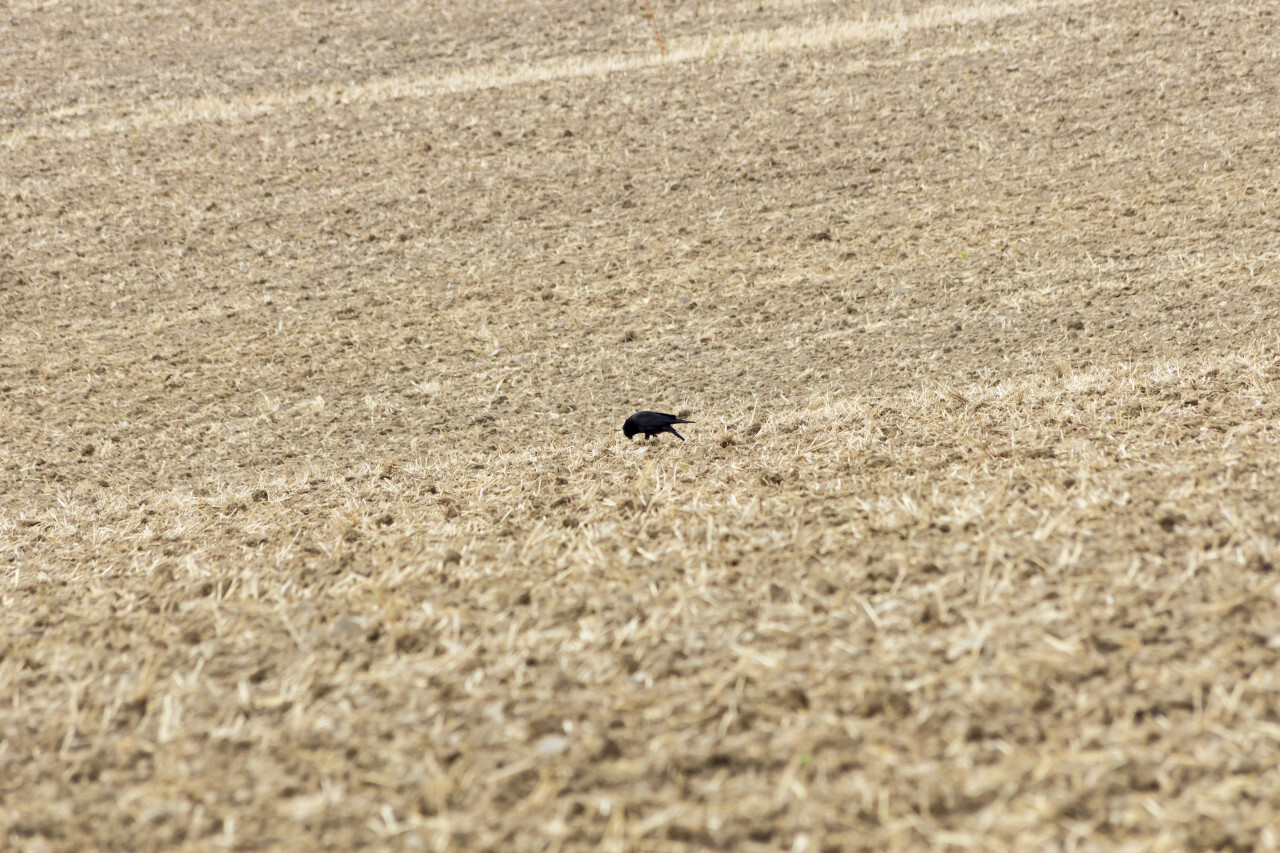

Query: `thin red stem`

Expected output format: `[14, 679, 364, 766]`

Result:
[643, 0, 666, 58]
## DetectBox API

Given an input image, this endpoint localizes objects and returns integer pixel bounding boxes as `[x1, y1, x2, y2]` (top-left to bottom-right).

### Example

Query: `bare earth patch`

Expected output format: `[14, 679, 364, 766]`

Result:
[3, 0, 1280, 849]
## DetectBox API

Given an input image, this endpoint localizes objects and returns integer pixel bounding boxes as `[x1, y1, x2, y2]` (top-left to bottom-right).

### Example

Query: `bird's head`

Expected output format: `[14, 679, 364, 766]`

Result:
[622, 420, 637, 440]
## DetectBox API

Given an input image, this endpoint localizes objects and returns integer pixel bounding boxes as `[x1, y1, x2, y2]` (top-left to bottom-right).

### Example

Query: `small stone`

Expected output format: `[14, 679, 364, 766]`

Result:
[536, 734, 569, 757]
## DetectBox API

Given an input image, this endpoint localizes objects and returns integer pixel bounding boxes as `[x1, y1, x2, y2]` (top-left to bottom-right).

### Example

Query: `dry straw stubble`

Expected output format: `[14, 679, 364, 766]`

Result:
[4, 0, 1280, 850]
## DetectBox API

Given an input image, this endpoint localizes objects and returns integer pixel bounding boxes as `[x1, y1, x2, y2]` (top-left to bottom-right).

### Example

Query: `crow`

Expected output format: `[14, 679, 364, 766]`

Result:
[623, 411, 694, 441]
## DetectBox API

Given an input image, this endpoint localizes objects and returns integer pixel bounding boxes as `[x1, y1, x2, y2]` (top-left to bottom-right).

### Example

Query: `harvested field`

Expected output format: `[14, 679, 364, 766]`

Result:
[4, 0, 1280, 849]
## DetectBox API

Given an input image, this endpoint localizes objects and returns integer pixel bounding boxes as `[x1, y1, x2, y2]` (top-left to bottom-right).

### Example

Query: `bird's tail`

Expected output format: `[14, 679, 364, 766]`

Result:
[668, 426, 686, 441]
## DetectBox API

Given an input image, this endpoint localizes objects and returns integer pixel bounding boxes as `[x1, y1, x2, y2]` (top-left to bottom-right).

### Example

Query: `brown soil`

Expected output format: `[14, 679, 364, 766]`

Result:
[4, 0, 1280, 849]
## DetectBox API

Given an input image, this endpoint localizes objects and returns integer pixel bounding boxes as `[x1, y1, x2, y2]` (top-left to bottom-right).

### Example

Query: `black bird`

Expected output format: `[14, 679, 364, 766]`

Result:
[623, 411, 694, 441]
